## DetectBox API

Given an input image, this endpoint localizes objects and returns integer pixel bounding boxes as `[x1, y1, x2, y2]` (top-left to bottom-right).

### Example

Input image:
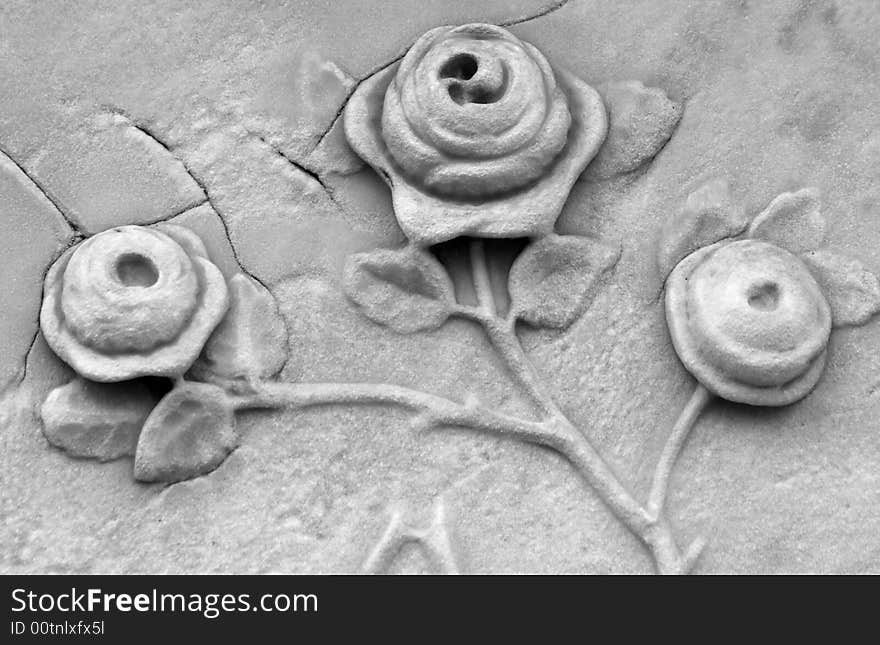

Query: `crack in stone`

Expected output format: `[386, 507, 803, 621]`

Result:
[7, 2, 575, 392]
[0, 143, 81, 393]
[106, 109, 273, 291]
[19, 326, 41, 387]
[118, 117, 209, 200]
[307, 52, 407, 157]
[156, 197, 211, 225]
[17, 233, 82, 389]
[499, 0, 573, 26]
[251, 133, 348, 217]
[0, 144, 80, 235]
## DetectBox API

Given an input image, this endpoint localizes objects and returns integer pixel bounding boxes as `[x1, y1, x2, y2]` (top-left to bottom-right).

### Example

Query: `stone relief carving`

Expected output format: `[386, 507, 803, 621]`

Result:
[41, 225, 230, 382]
[39, 223, 289, 482]
[362, 498, 458, 574]
[26, 21, 880, 575]
[343, 23, 608, 245]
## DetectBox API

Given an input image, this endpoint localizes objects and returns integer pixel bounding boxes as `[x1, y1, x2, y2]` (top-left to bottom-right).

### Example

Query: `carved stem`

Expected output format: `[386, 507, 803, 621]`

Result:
[234, 378, 702, 573]
[362, 508, 408, 574]
[453, 307, 560, 417]
[363, 499, 459, 574]
[466, 239, 559, 415]
[469, 238, 496, 317]
[644, 519, 707, 575]
[234, 381, 552, 439]
[456, 247, 707, 573]
[233, 381, 651, 532]
[647, 383, 712, 519]
[473, 315, 653, 532]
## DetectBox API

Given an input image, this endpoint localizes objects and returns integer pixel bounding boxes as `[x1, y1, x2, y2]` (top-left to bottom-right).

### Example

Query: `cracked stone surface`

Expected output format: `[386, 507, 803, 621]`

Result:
[2, 0, 880, 574]
[26, 112, 206, 235]
[0, 152, 73, 391]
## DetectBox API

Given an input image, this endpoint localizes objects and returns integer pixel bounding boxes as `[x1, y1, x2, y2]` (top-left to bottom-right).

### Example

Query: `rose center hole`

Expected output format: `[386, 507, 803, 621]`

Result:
[439, 53, 478, 81]
[115, 253, 159, 287]
[747, 281, 779, 311]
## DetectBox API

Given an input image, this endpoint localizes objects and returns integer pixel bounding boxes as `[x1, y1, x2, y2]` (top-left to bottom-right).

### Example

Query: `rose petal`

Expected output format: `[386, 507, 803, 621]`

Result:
[344, 26, 608, 246]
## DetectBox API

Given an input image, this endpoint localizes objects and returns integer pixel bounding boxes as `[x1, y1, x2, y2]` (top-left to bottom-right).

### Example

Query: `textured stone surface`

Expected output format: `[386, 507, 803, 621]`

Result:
[26, 112, 206, 235]
[509, 234, 620, 329]
[2, 0, 880, 575]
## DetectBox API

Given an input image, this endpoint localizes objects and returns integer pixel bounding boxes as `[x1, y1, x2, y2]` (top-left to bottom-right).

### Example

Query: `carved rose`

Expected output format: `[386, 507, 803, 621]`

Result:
[345, 23, 607, 246]
[660, 185, 880, 406]
[40, 225, 229, 382]
[665, 240, 831, 406]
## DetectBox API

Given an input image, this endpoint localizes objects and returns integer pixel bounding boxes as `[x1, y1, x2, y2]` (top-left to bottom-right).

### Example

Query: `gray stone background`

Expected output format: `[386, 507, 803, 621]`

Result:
[1, 0, 878, 573]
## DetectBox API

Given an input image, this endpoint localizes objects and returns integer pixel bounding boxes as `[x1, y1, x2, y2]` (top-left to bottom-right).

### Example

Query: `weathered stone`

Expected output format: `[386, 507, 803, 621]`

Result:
[665, 240, 831, 406]
[509, 234, 620, 329]
[802, 250, 880, 327]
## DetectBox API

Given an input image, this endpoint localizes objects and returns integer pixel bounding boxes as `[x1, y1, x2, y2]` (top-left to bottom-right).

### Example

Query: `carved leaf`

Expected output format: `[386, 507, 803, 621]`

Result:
[802, 250, 880, 327]
[656, 178, 748, 279]
[748, 188, 825, 253]
[344, 246, 455, 333]
[134, 382, 238, 483]
[587, 80, 682, 180]
[189, 273, 288, 386]
[509, 234, 620, 329]
[40, 377, 157, 461]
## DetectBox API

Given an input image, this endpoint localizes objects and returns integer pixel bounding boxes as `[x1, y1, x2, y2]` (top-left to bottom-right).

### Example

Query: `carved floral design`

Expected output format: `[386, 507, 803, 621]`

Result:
[644, 183, 880, 572]
[344, 23, 608, 246]
[662, 184, 880, 406]
[666, 240, 831, 406]
[40, 225, 229, 382]
[363, 498, 458, 574]
[30, 23, 875, 576]
[39, 224, 289, 483]
[338, 38, 693, 568]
